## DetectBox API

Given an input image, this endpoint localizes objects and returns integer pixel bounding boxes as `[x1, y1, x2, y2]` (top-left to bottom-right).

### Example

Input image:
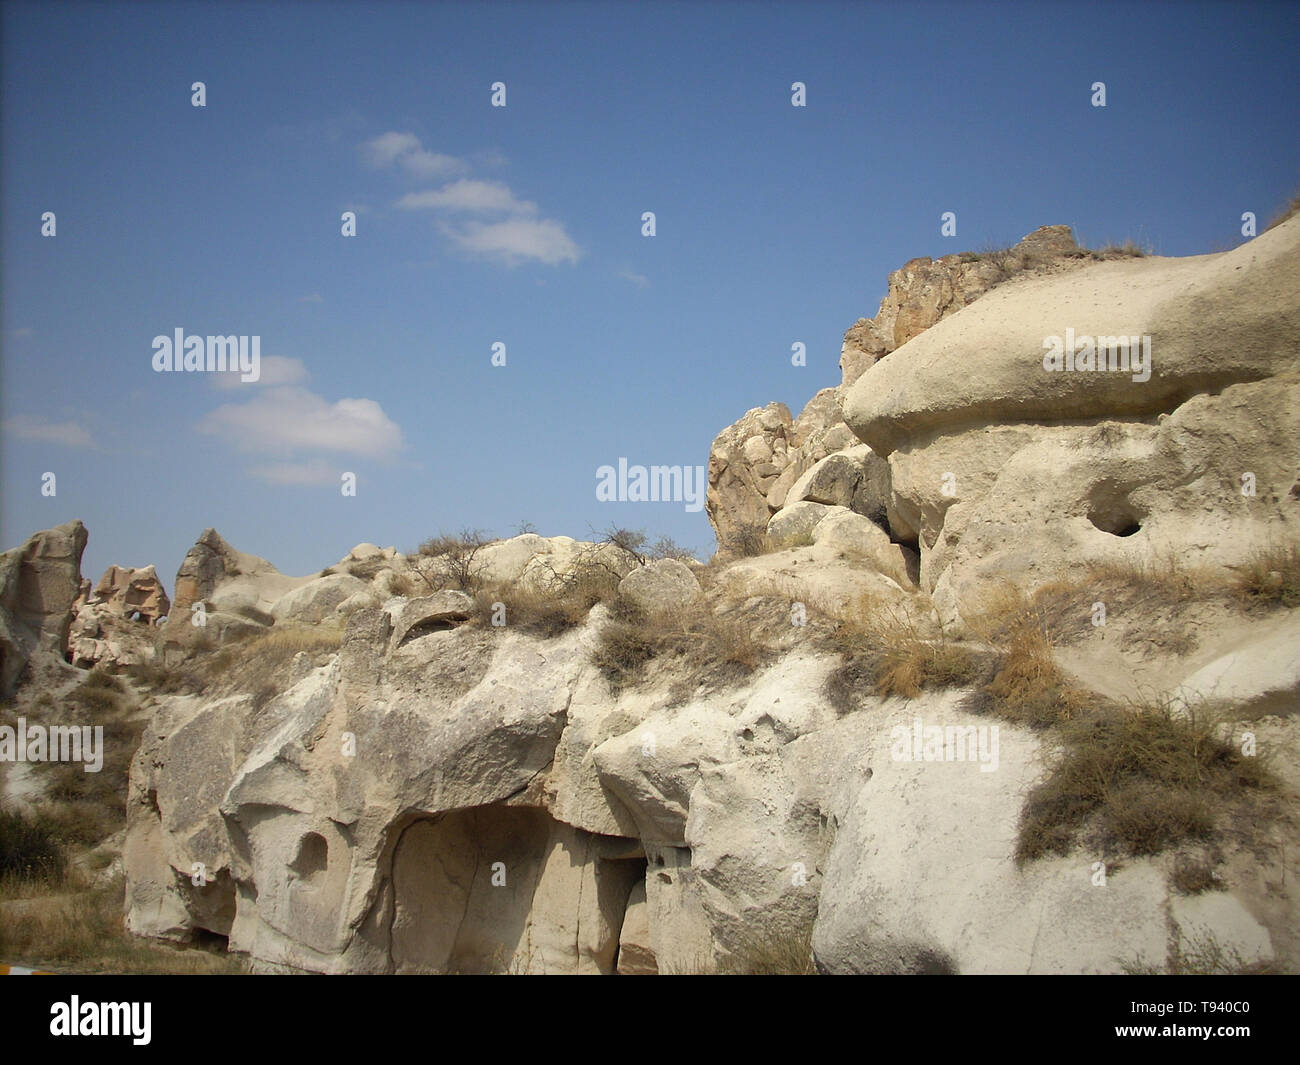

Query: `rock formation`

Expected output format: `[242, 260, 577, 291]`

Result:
[0, 519, 88, 694]
[5, 217, 1297, 977]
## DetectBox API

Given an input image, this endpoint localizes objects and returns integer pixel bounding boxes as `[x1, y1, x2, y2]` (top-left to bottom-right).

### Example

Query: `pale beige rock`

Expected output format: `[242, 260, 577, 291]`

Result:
[0, 520, 88, 694]
[92, 564, 171, 623]
[617, 879, 658, 974]
[839, 225, 1080, 390]
[617, 559, 702, 615]
[767, 501, 832, 544]
[269, 573, 369, 624]
[844, 217, 1300, 456]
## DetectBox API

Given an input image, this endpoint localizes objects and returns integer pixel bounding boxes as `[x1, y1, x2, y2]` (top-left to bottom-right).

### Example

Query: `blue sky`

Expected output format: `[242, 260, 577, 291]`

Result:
[3, 0, 1298, 588]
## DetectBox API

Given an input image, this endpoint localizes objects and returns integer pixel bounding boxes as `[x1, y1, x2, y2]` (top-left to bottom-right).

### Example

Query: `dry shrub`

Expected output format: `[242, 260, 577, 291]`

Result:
[974, 624, 1093, 729]
[0, 807, 66, 884]
[826, 595, 988, 708]
[593, 599, 771, 694]
[1230, 543, 1300, 609]
[201, 623, 345, 709]
[0, 874, 248, 973]
[124, 660, 202, 695]
[1015, 697, 1275, 865]
[719, 922, 817, 975]
[1264, 186, 1300, 232]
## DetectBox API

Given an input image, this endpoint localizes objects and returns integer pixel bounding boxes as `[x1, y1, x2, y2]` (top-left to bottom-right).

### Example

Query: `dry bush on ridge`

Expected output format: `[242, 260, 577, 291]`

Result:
[1229, 542, 1300, 609]
[824, 594, 988, 712]
[1014, 696, 1275, 866]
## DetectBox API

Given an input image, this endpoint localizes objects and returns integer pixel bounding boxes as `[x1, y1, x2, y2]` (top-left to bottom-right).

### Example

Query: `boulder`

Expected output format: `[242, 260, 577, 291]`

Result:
[785, 444, 891, 524]
[766, 501, 831, 544]
[270, 573, 369, 624]
[617, 559, 702, 615]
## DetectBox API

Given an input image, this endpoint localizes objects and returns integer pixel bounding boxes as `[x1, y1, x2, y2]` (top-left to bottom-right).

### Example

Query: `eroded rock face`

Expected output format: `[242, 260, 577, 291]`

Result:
[0, 520, 88, 693]
[839, 225, 1081, 390]
[119, 219, 1300, 976]
[90, 564, 170, 623]
[837, 216, 1300, 623]
[122, 592, 1287, 974]
[163, 529, 310, 651]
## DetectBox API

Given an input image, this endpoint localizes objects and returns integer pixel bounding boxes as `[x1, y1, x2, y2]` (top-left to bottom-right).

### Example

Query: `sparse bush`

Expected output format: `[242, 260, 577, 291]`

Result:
[1170, 853, 1221, 895]
[720, 521, 769, 559]
[972, 624, 1093, 729]
[593, 600, 772, 693]
[125, 660, 201, 695]
[827, 595, 988, 706]
[1230, 543, 1300, 609]
[0, 807, 66, 884]
[977, 242, 1026, 278]
[230, 603, 275, 626]
[79, 670, 124, 694]
[719, 923, 817, 975]
[0, 874, 248, 973]
[1263, 186, 1300, 233]
[416, 529, 493, 592]
[1015, 698, 1274, 865]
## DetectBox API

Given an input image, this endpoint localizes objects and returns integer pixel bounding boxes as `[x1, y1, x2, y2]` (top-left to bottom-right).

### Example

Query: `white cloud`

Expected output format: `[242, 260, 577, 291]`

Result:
[198, 386, 403, 458]
[247, 460, 341, 486]
[619, 269, 650, 288]
[442, 218, 581, 266]
[362, 131, 419, 167]
[300, 293, 324, 304]
[211, 355, 310, 390]
[2, 415, 94, 448]
[397, 179, 537, 215]
[362, 131, 464, 179]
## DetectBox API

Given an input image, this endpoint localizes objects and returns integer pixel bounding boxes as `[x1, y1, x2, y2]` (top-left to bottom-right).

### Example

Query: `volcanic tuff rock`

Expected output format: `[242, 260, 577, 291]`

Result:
[842, 215, 1300, 625]
[838, 224, 1081, 390]
[91, 564, 171, 623]
[706, 226, 1085, 553]
[0, 519, 88, 694]
[8, 216, 1298, 977]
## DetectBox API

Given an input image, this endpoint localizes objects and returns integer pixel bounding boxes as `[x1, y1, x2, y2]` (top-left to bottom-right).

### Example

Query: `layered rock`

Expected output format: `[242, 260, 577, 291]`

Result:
[839, 224, 1081, 390]
[163, 529, 310, 651]
[90, 564, 170, 623]
[0, 520, 88, 694]
[841, 215, 1300, 623]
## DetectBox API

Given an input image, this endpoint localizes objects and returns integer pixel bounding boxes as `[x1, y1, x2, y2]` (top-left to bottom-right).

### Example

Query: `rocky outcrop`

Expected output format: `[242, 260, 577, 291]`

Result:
[122, 584, 1288, 974]
[705, 392, 884, 554]
[163, 529, 310, 651]
[839, 224, 1080, 390]
[0, 520, 88, 694]
[90, 564, 170, 623]
[706, 227, 1084, 555]
[114, 217, 1300, 977]
[842, 215, 1300, 624]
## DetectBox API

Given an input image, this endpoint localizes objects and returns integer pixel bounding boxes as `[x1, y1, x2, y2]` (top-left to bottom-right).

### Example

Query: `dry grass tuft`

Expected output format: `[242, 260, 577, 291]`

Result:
[1014, 696, 1275, 865]
[0, 873, 248, 973]
[825, 594, 989, 710]
[593, 599, 771, 694]
[1229, 543, 1300, 609]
